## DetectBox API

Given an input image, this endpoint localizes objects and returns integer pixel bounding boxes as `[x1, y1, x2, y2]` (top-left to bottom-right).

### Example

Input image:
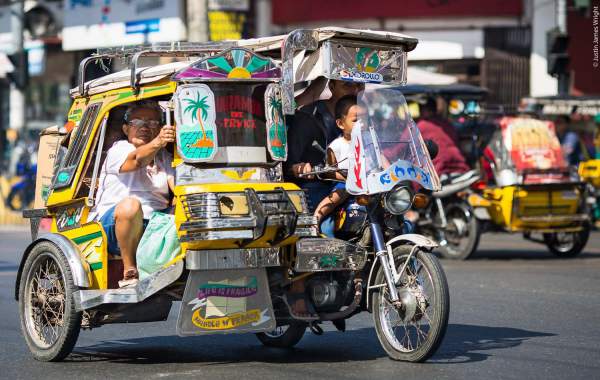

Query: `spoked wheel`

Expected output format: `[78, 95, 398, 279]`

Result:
[255, 322, 307, 348]
[373, 245, 449, 362]
[18, 242, 82, 361]
[543, 224, 590, 258]
[438, 202, 480, 260]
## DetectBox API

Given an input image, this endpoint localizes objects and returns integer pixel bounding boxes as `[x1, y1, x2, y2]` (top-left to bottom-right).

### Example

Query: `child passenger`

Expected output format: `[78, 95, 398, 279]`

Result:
[314, 95, 359, 234]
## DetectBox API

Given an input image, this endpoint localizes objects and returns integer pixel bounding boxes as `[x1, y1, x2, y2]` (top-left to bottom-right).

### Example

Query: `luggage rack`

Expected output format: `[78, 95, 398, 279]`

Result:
[79, 41, 241, 96]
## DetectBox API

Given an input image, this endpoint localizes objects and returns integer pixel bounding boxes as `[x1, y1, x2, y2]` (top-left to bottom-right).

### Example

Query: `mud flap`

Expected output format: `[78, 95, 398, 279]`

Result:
[176, 268, 276, 335]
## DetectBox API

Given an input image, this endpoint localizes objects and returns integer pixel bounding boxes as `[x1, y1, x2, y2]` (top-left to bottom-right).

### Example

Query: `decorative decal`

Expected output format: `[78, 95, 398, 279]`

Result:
[173, 48, 280, 81]
[356, 48, 380, 73]
[500, 117, 565, 171]
[187, 276, 271, 330]
[175, 84, 218, 162]
[354, 138, 363, 189]
[264, 84, 287, 160]
[377, 161, 432, 190]
[56, 203, 86, 231]
[220, 169, 257, 181]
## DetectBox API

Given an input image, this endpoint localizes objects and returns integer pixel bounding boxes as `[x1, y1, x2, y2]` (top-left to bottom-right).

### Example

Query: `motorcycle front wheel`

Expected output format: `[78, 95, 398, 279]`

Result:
[372, 245, 449, 362]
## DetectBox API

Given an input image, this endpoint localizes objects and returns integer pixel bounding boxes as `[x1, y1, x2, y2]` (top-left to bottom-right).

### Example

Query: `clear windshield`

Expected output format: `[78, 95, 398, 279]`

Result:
[349, 85, 440, 193]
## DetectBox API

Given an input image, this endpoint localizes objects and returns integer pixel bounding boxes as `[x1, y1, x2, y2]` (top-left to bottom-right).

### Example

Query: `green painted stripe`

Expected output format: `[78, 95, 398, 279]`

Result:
[73, 231, 103, 245]
[142, 84, 171, 94]
[89, 262, 103, 271]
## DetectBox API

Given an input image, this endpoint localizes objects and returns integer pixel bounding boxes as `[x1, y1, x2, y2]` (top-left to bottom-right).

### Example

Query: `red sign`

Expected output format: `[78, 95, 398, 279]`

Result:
[273, 0, 522, 24]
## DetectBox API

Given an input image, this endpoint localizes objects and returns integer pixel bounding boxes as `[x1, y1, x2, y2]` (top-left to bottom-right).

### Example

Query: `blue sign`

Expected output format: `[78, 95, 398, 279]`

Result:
[125, 18, 160, 35]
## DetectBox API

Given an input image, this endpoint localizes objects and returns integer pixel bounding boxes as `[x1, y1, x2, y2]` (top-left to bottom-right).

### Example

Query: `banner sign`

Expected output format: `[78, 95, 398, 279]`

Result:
[62, 0, 186, 51]
[207, 0, 250, 41]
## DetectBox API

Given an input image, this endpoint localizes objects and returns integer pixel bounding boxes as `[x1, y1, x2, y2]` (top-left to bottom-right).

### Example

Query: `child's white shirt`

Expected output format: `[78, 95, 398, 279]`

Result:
[328, 136, 351, 170]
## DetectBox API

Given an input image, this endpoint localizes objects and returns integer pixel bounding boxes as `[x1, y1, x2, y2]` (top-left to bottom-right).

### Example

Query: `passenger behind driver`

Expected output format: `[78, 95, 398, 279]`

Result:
[91, 100, 175, 288]
[313, 95, 359, 235]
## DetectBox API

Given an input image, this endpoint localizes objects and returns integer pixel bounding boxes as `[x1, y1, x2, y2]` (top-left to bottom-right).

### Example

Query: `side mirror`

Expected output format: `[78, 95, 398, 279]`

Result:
[425, 139, 438, 160]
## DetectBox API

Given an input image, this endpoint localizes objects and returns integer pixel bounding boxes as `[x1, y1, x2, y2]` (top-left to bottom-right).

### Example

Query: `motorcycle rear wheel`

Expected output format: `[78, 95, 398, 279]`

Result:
[372, 245, 449, 362]
[255, 322, 307, 348]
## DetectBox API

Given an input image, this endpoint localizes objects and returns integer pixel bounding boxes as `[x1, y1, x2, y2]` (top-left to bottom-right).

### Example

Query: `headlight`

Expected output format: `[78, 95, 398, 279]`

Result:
[383, 187, 412, 215]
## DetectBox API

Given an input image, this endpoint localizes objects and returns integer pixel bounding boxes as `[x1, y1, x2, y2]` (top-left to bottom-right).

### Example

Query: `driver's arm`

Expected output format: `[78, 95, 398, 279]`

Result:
[120, 125, 175, 173]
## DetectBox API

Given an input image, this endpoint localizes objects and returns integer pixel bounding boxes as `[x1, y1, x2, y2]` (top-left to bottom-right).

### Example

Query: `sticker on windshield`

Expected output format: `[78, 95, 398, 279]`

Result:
[175, 84, 218, 162]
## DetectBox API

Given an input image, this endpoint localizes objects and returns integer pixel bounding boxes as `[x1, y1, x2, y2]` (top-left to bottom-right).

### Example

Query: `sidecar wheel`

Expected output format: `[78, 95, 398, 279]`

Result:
[373, 245, 449, 362]
[255, 322, 307, 348]
[543, 224, 590, 258]
[18, 242, 82, 361]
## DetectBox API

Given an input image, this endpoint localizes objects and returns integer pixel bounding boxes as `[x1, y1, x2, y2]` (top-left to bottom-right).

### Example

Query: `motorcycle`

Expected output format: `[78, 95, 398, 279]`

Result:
[417, 170, 481, 260]
[6, 161, 36, 211]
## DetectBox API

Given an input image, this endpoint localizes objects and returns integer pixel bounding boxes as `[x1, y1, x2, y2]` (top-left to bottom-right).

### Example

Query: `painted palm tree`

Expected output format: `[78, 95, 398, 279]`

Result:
[268, 94, 283, 147]
[184, 93, 214, 148]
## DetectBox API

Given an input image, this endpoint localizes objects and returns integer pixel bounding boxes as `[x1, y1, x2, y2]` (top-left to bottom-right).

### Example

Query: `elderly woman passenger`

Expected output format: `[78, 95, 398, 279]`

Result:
[91, 100, 175, 287]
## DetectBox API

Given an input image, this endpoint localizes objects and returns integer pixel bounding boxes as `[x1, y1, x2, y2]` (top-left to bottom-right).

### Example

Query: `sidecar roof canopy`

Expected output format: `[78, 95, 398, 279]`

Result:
[520, 95, 600, 117]
[71, 27, 418, 100]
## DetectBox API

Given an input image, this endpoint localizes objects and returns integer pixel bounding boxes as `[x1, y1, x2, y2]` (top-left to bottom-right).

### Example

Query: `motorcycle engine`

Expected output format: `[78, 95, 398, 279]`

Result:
[306, 273, 354, 312]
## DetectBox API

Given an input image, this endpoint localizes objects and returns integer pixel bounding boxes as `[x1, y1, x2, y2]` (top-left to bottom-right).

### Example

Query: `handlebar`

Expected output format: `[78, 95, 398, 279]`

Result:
[298, 165, 347, 178]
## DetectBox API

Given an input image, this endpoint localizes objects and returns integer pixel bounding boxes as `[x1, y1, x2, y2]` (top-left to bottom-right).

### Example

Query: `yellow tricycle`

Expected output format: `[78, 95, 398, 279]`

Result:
[17, 28, 449, 363]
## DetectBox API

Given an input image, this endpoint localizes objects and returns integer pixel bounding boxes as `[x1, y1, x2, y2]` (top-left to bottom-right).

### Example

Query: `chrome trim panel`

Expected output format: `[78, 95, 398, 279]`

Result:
[519, 214, 589, 223]
[180, 216, 256, 230]
[180, 230, 254, 242]
[295, 238, 367, 272]
[73, 260, 184, 311]
[186, 248, 281, 270]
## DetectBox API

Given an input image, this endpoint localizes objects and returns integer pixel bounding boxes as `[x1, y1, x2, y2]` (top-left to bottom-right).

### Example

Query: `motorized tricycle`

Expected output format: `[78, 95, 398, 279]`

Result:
[17, 27, 449, 363]
[469, 112, 591, 257]
[520, 96, 600, 227]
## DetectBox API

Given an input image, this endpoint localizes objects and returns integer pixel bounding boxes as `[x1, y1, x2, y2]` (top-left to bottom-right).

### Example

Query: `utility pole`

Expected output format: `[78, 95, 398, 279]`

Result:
[9, 0, 25, 132]
[255, 0, 272, 37]
[556, 0, 569, 95]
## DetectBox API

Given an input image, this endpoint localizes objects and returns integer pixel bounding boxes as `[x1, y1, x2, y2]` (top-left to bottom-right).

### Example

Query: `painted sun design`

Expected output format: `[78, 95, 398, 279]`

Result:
[174, 48, 281, 80]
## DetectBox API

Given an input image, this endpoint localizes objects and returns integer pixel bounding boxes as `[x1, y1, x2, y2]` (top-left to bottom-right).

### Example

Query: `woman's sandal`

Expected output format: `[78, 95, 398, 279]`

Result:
[281, 292, 319, 321]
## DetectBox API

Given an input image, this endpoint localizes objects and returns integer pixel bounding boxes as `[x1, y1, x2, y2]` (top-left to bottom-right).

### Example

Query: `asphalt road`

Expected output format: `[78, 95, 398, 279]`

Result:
[1, 229, 599, 380]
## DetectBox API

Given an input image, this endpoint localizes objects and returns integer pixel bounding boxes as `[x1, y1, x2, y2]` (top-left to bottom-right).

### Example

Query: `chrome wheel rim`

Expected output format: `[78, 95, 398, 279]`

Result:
[552, 232, 576, 252]
[442, 209, 471, 255]
[24, 253, 66, 349]
[378, 256, 435, 353]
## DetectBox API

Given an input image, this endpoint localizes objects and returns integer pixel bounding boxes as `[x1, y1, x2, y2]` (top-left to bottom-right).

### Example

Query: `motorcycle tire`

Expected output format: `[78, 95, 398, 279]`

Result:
[18, 241, 82, 361]
[438, 202, 481, 260]
[543, 224, 590, 258]
[255, 322, 307, 348]
[372, 245, 449, 362]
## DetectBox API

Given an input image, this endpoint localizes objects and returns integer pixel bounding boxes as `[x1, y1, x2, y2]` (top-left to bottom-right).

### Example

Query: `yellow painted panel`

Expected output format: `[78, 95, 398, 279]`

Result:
[60, 222, 108, 290]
